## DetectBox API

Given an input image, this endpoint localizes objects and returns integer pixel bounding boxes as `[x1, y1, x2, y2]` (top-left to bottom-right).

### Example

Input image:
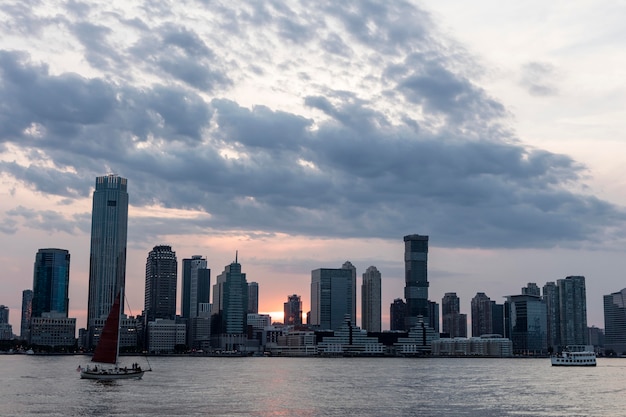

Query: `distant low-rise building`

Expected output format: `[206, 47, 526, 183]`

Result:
[432, 335, 513, 357]
[147, 319, 186, 353]
[29, 314, 76, 348]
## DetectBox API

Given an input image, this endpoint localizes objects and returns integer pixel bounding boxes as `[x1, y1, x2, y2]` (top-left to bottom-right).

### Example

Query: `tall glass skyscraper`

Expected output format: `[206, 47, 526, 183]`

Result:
[310, 268, 355, 331]
[181, 255, 211, 319]
[247, 282, 259, 314]
[213, 257, 248, 334]
[404, 234, 429, 329]
[284, 294, 302, 326]
[361, 266, 381, 332]
[604, 288, 626, 355]
[32, 248, 70, 317]
[20, 289, 33, 340]
[144, 245, 178, 322]
[86, 174, 128, 328]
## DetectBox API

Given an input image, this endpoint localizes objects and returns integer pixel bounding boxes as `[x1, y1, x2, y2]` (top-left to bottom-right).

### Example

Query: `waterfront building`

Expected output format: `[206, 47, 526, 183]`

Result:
[29, 313, 76, 348]
[0, 306, 11, 340]
[86, 174, 129, 335]
[394, 316, 439, 355]
[284, 294, 302, 326]
[431, 335, 512, 357]
[428, 301, 440, 334]
[390, 298, 407, 331]
[341, 261, 357, 324]
[212, 255, 248, 336]
[361, 266, 381, 332]
[317, 316, 385, 355]
[32, 248, 70, 318]
[271, 330, 317, 356]
[181, 255, 211, 319]
[442, 292, 467, 338]
[588, 325, 604, 349]
[90, 315, 139, 350]
[403, 234, 429, 330]
[147, 319, 186, 353]
[542, 281, 560, 350]
[248, 282, 259, 314]
[603, 288, 626, 355]
[310, 267, 355, 331]
[471, 292, 492, 337]
[20, 290, 33, 341]
[506, 294, 547, 354]
[144, 245, 178, 322]
[557, 276, 588, 346]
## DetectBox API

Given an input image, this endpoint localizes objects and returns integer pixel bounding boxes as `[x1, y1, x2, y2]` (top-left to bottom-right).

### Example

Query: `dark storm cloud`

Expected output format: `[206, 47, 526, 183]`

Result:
[0, 1, 624, 250]
[6, 206, 86, 235]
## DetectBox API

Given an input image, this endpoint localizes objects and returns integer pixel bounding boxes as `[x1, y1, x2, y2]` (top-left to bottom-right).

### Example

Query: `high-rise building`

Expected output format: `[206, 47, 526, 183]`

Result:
[212, 256, 248, 335]
[522, 283, 541, 297]
[86, 174, 128, 329]
[144, 245, 178, 322]
[404, 234, 429, 329]
[361, 266, 381, 332]
[491, 301, 505, 337]
[557, 276, 588, 346]
[341, 261, 357, 324]
[390, 298, 407, 331]
[284, 294, 302, 326]
[248, 282, 259, 314]
[310, 268, 355, 331]
[32, 248, 70, 317]
[604, 288, 626, 355]
[0, 305, 8, 324]
[20, 289, 33, 341]
[506, 294, 547, 354]
[542, 281, 560, 350]
[442, 292, 466, 338]
[471, 292, 492, 337]
[181, 255, 211, 319]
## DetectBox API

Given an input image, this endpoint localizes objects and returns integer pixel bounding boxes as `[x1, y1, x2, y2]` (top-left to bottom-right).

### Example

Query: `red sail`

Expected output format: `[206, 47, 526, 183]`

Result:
[91, 291, 121, 364]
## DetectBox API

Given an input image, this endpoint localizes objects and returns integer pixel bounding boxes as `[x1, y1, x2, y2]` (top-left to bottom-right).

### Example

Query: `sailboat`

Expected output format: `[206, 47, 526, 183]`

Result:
[79, 288, 145, 380]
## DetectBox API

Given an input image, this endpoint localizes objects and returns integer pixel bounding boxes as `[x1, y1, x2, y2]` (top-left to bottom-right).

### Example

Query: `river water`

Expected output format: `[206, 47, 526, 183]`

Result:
[1, 355, 625, 416]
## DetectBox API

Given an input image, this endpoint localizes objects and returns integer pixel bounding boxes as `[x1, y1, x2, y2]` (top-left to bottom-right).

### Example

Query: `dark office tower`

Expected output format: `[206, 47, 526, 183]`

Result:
[506, 294, 547, 354]
[87, 175, 128, 328]
[341, 261, 357, 324]
[442, 292, 467, 338]
[428, 301, 440, 333]
[390, 298, 407, 331]
[20, 290, 33, 340]
[144, 245, 178, 322]
[284, 294, 302, 326]
[311, 268, 355, 331]
[32, 248, 70, 317]
[542, 281, 560, 350]
[403, 234, 429, 329]
[471, 292, 492, 337]
[522, 283, 541, 296]
[248, 282, 259, 314]
[0, 305, 7, 324]
[604, 288, 626, 354]
[361, 266, 381, 332]
[557, 275, 588, 346]
[213, 256, 248, 334]
[181, 256, 211, 319]
[491, 301, 505, 337]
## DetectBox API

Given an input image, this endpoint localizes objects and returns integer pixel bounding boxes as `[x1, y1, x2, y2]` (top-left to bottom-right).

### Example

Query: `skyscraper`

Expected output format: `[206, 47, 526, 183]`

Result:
[144, 245, 178, 322]
[20, 289, 33, 341]
[212, 256, 248, 334]
[361, 266, 381, 332]
[0, 305, 8, 324]
[557, 275, 588, 346]
[404, 234, 429, 329]
[86, 174, 128, 329]
[310, 268, 355, 331]
[341, 261, 357, 324]
[506, 294, 547, 354]
[284, 294, 302, 326]
[390, 298, 407, 331]
[32, 248, 70, 317]
[542, 281, 560, 350]
[471, 292, 492, 337]
[604, 288, 626, 355]
[181, 255, 211, 319]
[442, 292, 467, 338]
[248, 282, 259, 314]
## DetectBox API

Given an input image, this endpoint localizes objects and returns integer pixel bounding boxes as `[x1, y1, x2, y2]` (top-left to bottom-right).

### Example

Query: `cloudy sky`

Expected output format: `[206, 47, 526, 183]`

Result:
[2, 1, 626, 333]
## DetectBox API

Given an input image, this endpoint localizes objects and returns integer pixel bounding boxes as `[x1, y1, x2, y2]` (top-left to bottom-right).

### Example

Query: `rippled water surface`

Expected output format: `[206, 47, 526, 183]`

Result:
[1, 355, 626, 416]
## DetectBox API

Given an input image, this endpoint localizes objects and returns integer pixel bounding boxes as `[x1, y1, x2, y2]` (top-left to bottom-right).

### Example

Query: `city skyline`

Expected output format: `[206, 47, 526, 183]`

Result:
[3, 2, 626, 333]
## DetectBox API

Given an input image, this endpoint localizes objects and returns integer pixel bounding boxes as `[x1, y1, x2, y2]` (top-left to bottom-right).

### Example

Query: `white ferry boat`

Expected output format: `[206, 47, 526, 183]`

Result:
[551, 345, 596, 366]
